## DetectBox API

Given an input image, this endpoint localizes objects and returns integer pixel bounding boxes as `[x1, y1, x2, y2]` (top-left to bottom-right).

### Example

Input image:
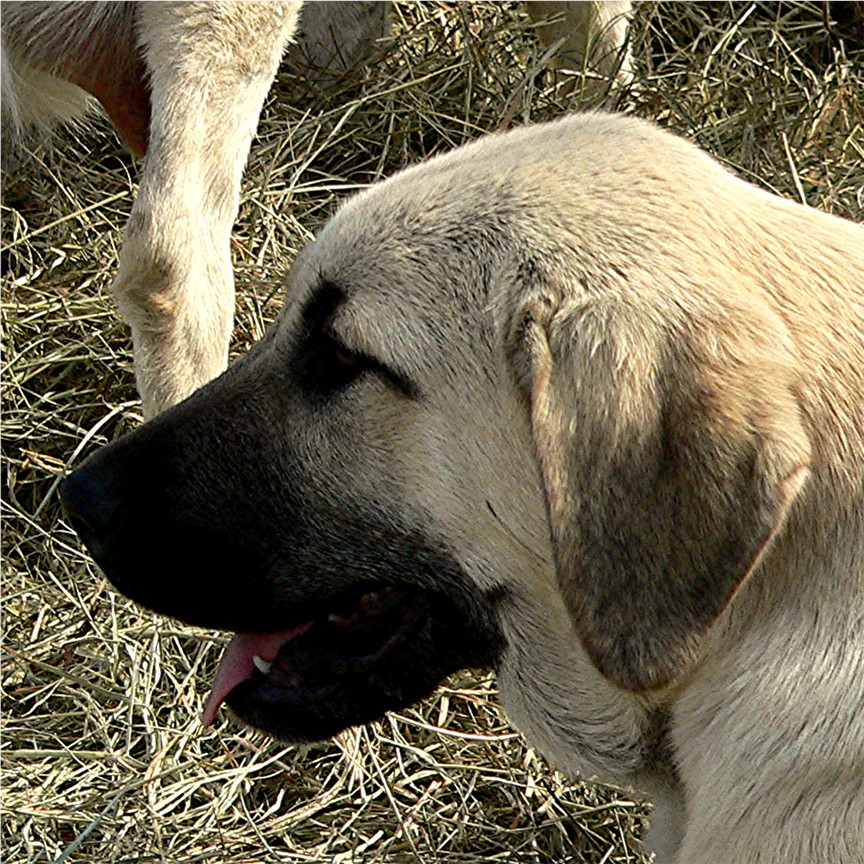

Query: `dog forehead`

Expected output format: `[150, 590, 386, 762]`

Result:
[285, 173, 518, 344]
[296, 112, 696, 305]
[316, 184, 507, 291]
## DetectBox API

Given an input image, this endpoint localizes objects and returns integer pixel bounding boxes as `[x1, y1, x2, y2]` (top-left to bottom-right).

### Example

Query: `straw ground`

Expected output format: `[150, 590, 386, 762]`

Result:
[3, 3, 862, 862]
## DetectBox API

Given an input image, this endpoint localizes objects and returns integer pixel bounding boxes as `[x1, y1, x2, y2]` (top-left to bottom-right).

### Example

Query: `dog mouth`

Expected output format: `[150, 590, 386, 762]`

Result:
[202, 584, 435, 739]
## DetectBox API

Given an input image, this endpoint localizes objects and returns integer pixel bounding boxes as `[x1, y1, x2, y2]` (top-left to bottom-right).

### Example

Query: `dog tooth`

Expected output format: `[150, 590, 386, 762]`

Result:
[327, 612, 352, 627]
[360, 587, 396, 613]
[252, 655, 272, 675]
[361, 589, 387, 607]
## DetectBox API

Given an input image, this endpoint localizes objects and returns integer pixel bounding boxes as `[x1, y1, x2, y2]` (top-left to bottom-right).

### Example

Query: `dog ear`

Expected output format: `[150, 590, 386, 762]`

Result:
[517, 292, 811, 691]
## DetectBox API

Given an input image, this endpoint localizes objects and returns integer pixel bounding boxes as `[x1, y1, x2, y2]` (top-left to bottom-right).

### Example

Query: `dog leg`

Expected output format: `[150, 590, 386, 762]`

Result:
[623, 771, 684, 864]
[526, 1, 633, 98]
[287, 1, 389, 79]
[111, 2, 300, 417]
[2, 1, 301, 417]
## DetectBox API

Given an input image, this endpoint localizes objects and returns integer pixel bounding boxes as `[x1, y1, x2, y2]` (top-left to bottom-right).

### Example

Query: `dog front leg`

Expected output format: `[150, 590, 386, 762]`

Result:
[113, 1, 301, 417]
[620, 769, 684, 864]
[526, 1, 633, 99]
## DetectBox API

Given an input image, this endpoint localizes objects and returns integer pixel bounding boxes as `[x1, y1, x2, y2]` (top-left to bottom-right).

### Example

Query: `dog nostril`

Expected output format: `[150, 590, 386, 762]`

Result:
[61, 494, 101, 538]
[59, 463, 124, 547]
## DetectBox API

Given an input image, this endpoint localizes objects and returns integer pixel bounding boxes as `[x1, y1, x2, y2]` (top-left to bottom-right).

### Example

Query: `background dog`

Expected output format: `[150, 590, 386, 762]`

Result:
[2, 1, 301, 416]
[61, 112, 864, 863]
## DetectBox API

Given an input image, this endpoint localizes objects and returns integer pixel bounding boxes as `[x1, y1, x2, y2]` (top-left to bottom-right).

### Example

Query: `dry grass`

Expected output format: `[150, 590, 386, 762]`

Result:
[2, 3, 862, 862]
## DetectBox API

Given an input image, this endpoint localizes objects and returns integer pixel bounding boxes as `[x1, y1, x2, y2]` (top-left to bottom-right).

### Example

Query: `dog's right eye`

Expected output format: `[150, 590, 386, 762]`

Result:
[307, 332, 371, 393]
[332, 343, 361, 371]
[297, 330, 418, 401]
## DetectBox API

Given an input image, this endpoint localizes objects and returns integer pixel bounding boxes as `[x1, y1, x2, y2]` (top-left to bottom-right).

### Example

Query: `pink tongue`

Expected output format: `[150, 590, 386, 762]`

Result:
[201, 623, 311, 727]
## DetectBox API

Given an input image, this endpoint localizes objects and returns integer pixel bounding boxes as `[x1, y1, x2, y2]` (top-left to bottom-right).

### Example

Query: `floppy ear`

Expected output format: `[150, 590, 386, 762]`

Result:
[518, 293, 811, 691]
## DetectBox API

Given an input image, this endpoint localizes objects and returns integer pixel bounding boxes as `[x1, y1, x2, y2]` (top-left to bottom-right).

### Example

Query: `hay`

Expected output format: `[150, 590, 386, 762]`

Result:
[2, 3, 862, 862]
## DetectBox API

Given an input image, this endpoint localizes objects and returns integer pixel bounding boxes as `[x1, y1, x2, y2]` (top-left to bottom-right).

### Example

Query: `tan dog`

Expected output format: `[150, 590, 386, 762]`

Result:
[61, 113, 864, 863]
[2, 1, 631, 417]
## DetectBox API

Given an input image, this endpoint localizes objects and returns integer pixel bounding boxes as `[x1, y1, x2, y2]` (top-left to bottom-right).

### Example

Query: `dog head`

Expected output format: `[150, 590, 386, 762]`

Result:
[61, 114, 814, 762]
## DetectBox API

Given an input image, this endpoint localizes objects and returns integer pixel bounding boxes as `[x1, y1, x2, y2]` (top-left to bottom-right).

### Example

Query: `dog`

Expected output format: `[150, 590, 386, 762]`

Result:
[60, 112, 864, 863]
[1, 0, 631, 418]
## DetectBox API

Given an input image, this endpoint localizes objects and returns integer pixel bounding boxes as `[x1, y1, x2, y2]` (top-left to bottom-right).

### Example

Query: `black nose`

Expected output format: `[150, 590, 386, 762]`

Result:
[60, 459, 126, 564]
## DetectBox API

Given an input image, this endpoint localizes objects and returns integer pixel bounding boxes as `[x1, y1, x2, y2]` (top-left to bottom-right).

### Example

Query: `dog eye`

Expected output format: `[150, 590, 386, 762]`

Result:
[315, 333, 370, 390]
[297, 328, 419, 400]
[333, 344, 360, 370]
